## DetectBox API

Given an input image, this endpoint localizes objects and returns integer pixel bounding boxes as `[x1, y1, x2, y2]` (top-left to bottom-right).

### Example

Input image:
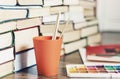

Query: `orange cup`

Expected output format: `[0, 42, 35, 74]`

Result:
[33, 36, 62, 77]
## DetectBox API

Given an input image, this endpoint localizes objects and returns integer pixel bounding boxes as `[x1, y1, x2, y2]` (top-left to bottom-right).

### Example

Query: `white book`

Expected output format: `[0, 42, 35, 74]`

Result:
[63, 30, 81, 43]
[63, 0, 80, 5]
[50, 6, 69, 14]
[43, 0, 62, 6]
[16, 17, 42, 29]
[28, 7, 50, 18]
[14, 26, 39, 53]
[79, 48, 120, 65]
[0, 21, 16, 33]
[64, 38, 87, 54]
[14, 49, 36, 71]
[0, 32, 14, 49]
[65, 6, 85, 23]
[74, 21, 87, 30]
[17, 0, 43, 5]
[0, 61, 14, 78]
[81, 25, 98, 37]
[87, 33, 102, 46]
[87, 19, 98, 26]
[42, 14, 65, 23]
[0, 8, 27, 22]
[0, 47, 14, 64]
[0, 0, 17, 5]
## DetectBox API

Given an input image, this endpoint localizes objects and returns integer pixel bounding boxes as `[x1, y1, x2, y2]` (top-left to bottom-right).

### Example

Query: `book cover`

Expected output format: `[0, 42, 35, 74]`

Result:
[86, 44, 120, 62]
[79, 48, 120, 65]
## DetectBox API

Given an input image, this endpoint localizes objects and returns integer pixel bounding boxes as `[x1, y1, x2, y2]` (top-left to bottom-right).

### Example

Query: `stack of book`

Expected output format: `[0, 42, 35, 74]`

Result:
[62, 0, 102, 54]
[0, 0, 101, 77]
[0, 0, 43, 77]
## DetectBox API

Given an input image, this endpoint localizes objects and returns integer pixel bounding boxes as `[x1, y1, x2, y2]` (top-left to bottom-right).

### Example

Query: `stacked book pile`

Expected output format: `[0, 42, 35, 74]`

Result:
[0, 0, 101, 78]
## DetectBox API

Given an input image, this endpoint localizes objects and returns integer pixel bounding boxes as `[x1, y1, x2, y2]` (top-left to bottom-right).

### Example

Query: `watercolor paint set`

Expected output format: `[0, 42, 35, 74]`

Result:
[66, 64, 120, 77]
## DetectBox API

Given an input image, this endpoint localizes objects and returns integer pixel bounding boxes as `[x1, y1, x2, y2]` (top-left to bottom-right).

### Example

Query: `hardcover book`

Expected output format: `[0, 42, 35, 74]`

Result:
[0, 61, 14, 78]
[14, 48, 36, 71]
[16, 17, 42, 29]
[64, 38, 87, 54]
[86, 44, 120, 62]
[0, 0, 16, 6]
[0, 21, 16, 33]
[0, 47, 14, 65]
[14, 26, 40, 53]
[43, 0, 62, 6]
[0, 31, 14, 49]
[17, 0, 43, 5]
[0, 8, 27, 23]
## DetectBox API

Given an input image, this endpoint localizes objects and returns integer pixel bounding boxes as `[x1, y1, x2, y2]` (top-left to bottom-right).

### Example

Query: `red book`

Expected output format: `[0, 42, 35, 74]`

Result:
[86, 44, 120, 62]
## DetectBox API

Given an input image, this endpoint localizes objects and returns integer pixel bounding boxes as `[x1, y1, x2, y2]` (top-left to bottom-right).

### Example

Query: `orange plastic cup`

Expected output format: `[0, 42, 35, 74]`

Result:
[33, 36, 62, 77]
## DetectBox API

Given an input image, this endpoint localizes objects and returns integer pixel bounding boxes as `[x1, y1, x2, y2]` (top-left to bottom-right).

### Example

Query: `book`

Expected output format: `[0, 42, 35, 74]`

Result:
[86, 19, 98, 26]
[87, 33, 102, 46]
[16, 17, 42, 29]
[85, 16, 96, 21]
[40, 21, 74, 36]
[0, 47, 14, 65]
[79, 0, 96, 8]
[63, 0, 96, 8]
[0, 0, 17, 6]
[81, 25, 99, 37]
[17, 0, 43, 5]
[63, 0, 80, 5]
[62, 30, 81, 43]
[14, 48, 36, 71]
[0, 31, 14, 49]
[43, 0, 62, 7]
[73, 21, 87, 30]
[14, 26, 40, 53]
[86, 44, 120, 62]
[0, 21, 16, 33]
[79, 48, 120, 65]
[71, 19, 98, 30]
[0, 8, 27, 23]
[28, 7, 50, 18]
[42, 14, 65, 23]
[50, 5, 69, 14]
[0, 61, 14, 78]
[64, 5, 85, 23]
[64, 38, 87, 54]
[84, 8, 95, 17]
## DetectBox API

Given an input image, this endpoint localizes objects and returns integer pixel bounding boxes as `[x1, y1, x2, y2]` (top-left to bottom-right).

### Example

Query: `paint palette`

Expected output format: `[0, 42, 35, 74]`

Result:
[66, 64, 120, 77]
